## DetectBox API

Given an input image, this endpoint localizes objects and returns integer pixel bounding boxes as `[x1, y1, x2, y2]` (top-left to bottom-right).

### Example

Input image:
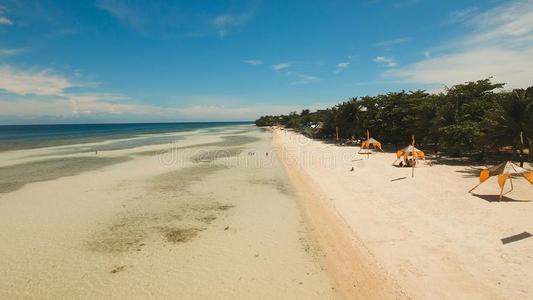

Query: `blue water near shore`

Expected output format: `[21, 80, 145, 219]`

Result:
[0, 122, 252, 151]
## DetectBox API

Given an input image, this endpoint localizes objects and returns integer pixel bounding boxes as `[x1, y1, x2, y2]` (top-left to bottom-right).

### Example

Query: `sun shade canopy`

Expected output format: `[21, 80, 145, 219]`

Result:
[469, 161, 533, 200]
[359, 130, 384, 153]
[361, 138, 383, 151]
[396, 145, 425, 160]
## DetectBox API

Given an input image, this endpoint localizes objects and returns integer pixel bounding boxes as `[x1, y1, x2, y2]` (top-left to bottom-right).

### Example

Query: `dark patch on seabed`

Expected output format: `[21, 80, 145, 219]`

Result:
[152, 164, 228, 192]
[133, 135, 259, 157]
[250, 178, 292, 195]
[86, 162, 237, 254]
[26, 135, 186, 158]
[0, 156, 131, 194]
[86, 214, 149, 253]
[191, 147, 244, 163]
[159, 227, 204, 244]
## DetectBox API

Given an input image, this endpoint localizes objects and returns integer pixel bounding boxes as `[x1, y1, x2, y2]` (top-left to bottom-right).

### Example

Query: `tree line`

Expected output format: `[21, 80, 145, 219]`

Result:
[255, 78, 533, 164]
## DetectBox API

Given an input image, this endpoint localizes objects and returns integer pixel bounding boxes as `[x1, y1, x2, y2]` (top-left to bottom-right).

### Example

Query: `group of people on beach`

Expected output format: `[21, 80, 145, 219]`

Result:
[398, 157, 416, 168]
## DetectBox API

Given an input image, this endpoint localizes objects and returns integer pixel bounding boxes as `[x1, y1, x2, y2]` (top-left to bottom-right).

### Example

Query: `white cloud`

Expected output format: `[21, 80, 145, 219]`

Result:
[387, 48, 533, 89]
[289, 73, 320, 85]
[0, 67, 72, 96]
[335, 62, 350, 73]
[95, 0, 141, 26]
[446, 7, 479, 24]
[67, 94, 160, 116]
[272, 63, 290, 70]
[0, 64, 323, 123]
[0, 48, 24, 56]
[0, 95, 331, 123]
[243, 59, 262, 66]
[0, 95, 161, 119]
[0, 16, 12, 25]
[172, 102, 331, 120]
[374, 37, 412, 47]
[0, 6, 12, 26]
[387, 0, 533, 89]
[211, 9, 255, 38]
[0, 62, 326, 123]
[373, 56, 397, 67]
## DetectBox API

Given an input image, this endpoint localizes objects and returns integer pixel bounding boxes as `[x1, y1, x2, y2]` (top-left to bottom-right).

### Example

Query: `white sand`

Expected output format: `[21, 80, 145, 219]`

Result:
[273, 128, 533, 299]
[0, 126, 336, 299]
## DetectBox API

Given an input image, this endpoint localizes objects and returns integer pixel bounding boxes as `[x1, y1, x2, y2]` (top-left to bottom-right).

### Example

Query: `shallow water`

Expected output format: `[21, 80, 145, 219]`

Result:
[0, 124, 336, 299]
[0, 156, 131, 193]
[30, 134, 187, 158]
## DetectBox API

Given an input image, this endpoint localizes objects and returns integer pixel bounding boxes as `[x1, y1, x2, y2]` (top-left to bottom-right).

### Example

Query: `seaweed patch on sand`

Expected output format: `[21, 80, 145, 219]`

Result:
[197, 215, 217, 224]
[86, 215, 148, 254]
[250, 178, 292, 195]
[152, 165, 227, 192]
[159, 227, 204, 244]
[86, 165, 236, 254]
[191, 147, 243, 163]
[133, 135, 259, 157]
[110, 265, 127, 274]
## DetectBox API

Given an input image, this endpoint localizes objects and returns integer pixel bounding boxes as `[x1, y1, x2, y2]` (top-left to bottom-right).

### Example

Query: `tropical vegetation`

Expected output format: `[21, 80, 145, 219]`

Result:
[255, 78, 533, 164]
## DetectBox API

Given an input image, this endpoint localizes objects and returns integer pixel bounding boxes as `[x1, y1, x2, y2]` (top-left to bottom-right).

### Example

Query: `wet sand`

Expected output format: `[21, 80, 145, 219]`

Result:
[0, 125, 336, 299]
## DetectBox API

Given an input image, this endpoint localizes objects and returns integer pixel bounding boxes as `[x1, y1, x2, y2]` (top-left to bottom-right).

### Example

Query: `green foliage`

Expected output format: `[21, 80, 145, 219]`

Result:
[481, 89, 533, 162]
[255, 78, 532, 161]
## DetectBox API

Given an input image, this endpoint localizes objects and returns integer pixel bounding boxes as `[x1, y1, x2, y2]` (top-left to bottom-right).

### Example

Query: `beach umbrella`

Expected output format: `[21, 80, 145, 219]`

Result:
[358, 130, 384, 154]
[468, 161, 533, 200]
[395, 145, 426, 161]
[393, 135, 425, 177]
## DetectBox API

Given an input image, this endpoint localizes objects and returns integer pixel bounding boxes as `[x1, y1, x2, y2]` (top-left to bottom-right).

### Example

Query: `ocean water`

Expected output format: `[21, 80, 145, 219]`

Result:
[0, 122, 252, 151]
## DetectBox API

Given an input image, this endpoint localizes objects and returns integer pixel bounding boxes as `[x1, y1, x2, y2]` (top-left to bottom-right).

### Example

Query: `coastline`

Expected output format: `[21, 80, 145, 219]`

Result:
[0, 125, 336, 299]
[271, 127, 533, 299]
[2, 122, 532, 299]
[272, 128, 407, 299]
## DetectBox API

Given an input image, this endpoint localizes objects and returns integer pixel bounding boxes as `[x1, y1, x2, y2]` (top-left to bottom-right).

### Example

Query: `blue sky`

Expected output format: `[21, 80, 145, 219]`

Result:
[0, 0, 532, 124]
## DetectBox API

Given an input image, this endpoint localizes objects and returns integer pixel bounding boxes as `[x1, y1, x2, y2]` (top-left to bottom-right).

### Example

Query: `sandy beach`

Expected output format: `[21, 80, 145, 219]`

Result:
[1, 123, 532, 299]
[273, 128, 533, 299]
[0, 125, 336, 299]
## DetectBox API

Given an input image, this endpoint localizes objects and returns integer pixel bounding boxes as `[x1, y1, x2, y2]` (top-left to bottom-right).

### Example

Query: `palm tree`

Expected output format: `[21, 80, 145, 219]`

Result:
[485, 90, 533, 166]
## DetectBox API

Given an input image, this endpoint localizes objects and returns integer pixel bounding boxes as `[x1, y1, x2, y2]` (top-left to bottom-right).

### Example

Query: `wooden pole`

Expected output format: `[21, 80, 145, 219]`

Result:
[503, 178, 514, 197]
[411, 134, 415, 178]
[468, 182, 483, 193]
[367, 129, 370, 159]
[499, 176, 506, 201]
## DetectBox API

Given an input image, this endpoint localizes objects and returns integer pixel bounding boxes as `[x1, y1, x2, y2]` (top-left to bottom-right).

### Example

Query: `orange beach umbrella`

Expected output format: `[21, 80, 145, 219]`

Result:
[395, 145, 425, 161]
[359, 130, 384, 153]
[469, 161, 533, 200]
[393, 135, 424, 177]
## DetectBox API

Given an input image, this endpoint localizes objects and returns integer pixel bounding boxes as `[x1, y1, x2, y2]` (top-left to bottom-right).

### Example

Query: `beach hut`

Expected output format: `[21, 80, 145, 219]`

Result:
[468, 161, 533, 200]
[358, 130, 384, 154]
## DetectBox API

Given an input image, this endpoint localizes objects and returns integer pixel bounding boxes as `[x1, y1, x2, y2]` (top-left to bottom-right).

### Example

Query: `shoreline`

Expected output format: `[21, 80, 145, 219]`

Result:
[273, 128, 407, 299]
[0, 125, 336, 299]
[271, 127, 533, 299]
